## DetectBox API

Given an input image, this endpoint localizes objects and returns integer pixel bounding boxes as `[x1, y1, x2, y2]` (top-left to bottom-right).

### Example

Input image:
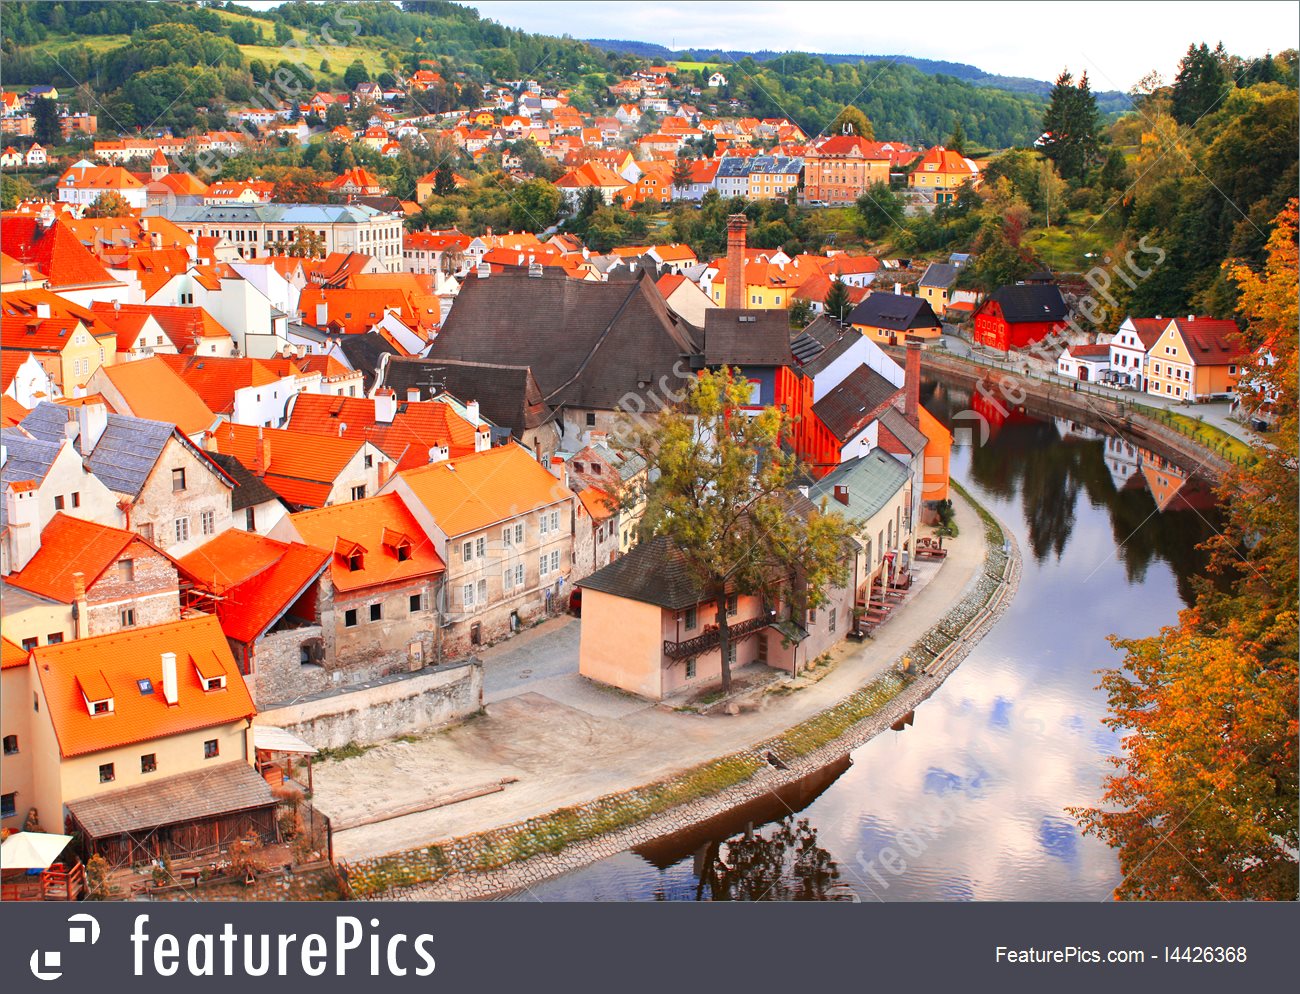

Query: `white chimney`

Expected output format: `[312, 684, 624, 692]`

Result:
[465, 399, 480, 424]
[315, 302, 329, 326]
[161, 652, 178, 706]
[475, 424, 490, 452]
[374, 389, 397, 424]
[406, 387, 421, 403]
[549, 454, 567, 486]
[5, 486, 41, 571]
[894, 282, 902, 295]
[77, 402, 109, 454]
[428, 443, 450, 464]
[35, 302, 51, 319]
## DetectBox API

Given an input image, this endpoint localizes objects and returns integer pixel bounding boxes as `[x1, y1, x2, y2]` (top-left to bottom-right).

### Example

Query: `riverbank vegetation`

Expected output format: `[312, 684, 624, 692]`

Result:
[1073, 200, 1298, 900]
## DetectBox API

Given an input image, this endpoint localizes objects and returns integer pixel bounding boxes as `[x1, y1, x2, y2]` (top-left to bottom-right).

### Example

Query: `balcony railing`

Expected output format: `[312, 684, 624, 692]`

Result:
[664, 614, 770, 660]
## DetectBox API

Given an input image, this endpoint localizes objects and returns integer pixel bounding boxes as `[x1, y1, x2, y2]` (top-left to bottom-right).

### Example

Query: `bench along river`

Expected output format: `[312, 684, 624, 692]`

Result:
[505, 378, 1223, 901]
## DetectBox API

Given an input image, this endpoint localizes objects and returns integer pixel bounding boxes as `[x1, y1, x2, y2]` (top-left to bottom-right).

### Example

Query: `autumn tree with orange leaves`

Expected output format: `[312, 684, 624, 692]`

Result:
[1073, 200, 1298, 901]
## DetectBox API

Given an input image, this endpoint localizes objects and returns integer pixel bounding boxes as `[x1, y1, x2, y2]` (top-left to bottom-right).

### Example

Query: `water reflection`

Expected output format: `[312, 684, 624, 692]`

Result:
[515, 385, 1219, 901]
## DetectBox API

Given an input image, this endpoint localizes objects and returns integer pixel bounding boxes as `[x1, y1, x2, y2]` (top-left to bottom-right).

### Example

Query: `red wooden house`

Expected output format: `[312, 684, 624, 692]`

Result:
[973, 284, 1069, 352]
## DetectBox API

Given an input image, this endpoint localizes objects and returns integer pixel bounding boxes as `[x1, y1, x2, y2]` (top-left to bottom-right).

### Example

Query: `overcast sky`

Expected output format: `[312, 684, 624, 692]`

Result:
[467, 1, 1297, 90]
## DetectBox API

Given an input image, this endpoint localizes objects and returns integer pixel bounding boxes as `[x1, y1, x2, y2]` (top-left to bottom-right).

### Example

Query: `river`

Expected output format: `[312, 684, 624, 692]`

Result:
[505, 379, 1223, 901]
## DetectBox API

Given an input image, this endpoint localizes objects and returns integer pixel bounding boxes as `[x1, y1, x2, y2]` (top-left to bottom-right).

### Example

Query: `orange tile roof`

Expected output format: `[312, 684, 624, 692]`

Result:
[285, 491, 444, 593]
[178, 531, 330, 643]
[208, 421, 366, 509]
[285, 393, 478, 470]
[577, 486, 617, 521]
[1, 394, 31, 427]
[914, 145, 979, 175]
[6, 513, 178, 603]
[31, 614, 256, 759]
[1, 635, 28, 670]
[102, 303, 231, 351]
[158, 354, 284, 415]
[94, 356, 217, 437]
[1, 348, 42, 391]
[394, 443, 572, 538]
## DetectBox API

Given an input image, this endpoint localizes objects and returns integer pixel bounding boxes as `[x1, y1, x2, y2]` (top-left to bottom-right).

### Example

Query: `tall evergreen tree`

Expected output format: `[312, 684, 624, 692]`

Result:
[1039, 70, 1101, 182]
[947, 118, 967, 156]
[1172, 43, 1230, 125]
[823, 277, 852, 322]
[32, 95, 61, 148]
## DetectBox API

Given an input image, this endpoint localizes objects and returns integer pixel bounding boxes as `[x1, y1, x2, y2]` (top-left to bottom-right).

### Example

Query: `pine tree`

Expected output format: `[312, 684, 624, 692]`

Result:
[823, 277, 851, 322]
[32, 95, 60, 148]
[433, 162, 455, 196]
[1172, 43, 1230, 125]
[947, 119, 967, 156]
[1039, 70, 1100, 182]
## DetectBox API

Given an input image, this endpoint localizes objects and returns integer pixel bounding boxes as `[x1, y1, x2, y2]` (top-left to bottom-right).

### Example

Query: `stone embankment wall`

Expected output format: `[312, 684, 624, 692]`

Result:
[910, 349, 1233, 478]
[256, 661, 483, 750]
[341, 486, 1020, 902]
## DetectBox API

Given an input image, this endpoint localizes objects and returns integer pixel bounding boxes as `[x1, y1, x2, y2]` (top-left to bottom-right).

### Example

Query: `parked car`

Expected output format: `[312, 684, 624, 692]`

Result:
[568, 587, 582, 616]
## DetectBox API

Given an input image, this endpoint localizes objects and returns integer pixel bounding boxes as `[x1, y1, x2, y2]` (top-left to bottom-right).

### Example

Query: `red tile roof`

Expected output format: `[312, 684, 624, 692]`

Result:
[208, 421, 368, 509]
[1171, 317, 1247, 365]
[178, 531, 330, 643]
[285, 393, 478, 470]
[0, 216, 118, 290]
[577, 486, 617, 521]
[158, 354, 284, 415]
[284, 491, 444, 593]
[31, 614, 256, 758]
[1, 635, 27, 670]
[6, 513, 179, 603]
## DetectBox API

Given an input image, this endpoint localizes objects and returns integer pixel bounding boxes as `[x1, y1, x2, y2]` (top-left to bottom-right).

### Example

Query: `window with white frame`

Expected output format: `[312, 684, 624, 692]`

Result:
[540, 513, 550, 536]
[462, 582, 475, 608]
[502, 527, 512, 547]
[540, 554, 551, 577]
[475, 536, 486, 558]
[549, 510, 560, 532]
[200, 510, 215, 535]
[476, 578, 487, 605]
[550, 550, 560, 573]
[175, 517, 190, 543]
[462, 541, 473, 561]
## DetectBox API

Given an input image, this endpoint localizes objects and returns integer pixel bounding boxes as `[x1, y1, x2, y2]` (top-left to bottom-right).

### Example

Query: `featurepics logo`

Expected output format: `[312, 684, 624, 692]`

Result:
[30, 913, 100, 981]
[129, 915, 436, 978]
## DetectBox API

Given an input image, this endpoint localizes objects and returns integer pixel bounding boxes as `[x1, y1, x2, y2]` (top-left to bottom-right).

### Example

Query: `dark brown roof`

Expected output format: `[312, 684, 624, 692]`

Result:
[206, 450, 287, 512]
[848, 292, 941, 332]
[380, 357, 552, 435]
[66, 761, 277, 840]
[799, 325, 859, 377]
[703, 309, 793, 367]
[429, 269, 700, 411]
[578, 534, 709, 610]
[812, 365, 901, 441]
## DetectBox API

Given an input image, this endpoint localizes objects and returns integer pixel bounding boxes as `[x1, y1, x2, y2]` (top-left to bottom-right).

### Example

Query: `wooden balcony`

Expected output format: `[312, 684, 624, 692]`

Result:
[664, 615, 770, 660]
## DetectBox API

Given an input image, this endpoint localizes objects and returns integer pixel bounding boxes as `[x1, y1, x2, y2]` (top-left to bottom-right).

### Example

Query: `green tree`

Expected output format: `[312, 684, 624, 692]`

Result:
[1172, 43, 1230, 125]
[32, 95, 61, 147]
[671, 157, 693, 199]
[344, 59, 370, 91]
[1039, 70, 1101, 182]
[823, 277, 852, 322]
[433, 161, 456, 197]
[508, 178, 562, 231]
[830, 105, 874, 140]
[855, 182, 905, 238]
[1, 174, 38, 210]
[947, 119, 967, 156]
[274, 21, 293, 45]
[629, 368, 858, 693]
[325, 103, 347, 129]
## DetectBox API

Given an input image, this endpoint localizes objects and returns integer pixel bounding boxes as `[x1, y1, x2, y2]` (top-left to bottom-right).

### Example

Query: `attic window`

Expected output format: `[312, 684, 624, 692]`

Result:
[89, 698, 112, 716]
[137, 678, 154, 696]
[349, 551, 364, 572]
[396, 543, 412, 562]
[203, 675, 227, 692]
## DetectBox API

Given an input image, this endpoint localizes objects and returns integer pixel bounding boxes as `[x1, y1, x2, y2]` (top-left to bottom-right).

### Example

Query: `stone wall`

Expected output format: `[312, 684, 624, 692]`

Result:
[85, 540, 181, 635]
[255, 660, 483, 750]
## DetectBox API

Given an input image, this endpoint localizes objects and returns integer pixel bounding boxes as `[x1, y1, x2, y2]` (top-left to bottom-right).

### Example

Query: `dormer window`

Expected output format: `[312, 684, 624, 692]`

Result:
[89, 698, 112, 715]
[396, 544, 411, 562]
[203, 675, 227, 692]
[349, 551, 364, 572]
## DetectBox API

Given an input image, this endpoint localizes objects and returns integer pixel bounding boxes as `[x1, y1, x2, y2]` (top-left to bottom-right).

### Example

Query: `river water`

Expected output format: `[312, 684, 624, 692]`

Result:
[507, 380, 1222, 902]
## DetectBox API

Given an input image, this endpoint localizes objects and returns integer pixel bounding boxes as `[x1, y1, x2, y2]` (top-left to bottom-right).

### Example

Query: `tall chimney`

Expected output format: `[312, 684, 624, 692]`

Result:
[726, 213, 748, 310]
[475, 424, 491, 453]
[6, 485, 41, 571]
[905, 337, 922, 428]
[549, 454, 567, 487]
[161, 652, 179, 706]
[374, 388, 397, 424]
[252, 426, 269, 477]
[77, 402, 109, 454]
[72, 572, 87, 638]
[465, 399, 480, 425]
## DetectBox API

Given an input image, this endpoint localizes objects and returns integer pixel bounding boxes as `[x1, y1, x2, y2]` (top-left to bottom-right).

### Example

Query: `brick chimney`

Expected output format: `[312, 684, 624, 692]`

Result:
[905, 337, 922, 427]
[252, 426, 270, 477]
[72, 571, 87, 638]
[726, 213, 748, 310]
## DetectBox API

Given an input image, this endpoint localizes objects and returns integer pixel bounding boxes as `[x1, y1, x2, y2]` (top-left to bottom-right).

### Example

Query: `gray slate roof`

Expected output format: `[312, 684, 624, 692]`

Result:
[206, 451, 286, 512]
[808, 448, 911, 521]
[66, 761, 277, 839]
[154, 203, 394, 224]
[847, 292, 941, 332]
[0, 427, 63, 532]
[380, 357, 552, 435]
[918, 262, 959, 290]
[20, 403, 177, 498]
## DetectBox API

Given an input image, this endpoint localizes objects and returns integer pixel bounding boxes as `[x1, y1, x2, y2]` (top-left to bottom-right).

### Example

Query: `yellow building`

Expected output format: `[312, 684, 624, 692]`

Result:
[5, 616, 261, 845]
[908, 146, 981, 204]
[0, 292, 117, 394]
[1144, 316, 1246, 401]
